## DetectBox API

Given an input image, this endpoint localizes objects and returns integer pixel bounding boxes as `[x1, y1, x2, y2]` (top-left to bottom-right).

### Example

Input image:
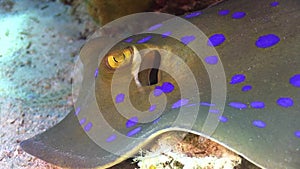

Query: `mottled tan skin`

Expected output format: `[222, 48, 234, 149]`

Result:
[21, 0, 300, 169]
[87, 0, 154, 24]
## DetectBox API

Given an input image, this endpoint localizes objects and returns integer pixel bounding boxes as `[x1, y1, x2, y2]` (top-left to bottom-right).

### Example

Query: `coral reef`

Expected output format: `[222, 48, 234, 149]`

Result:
[134, 132, 259, 169]
[86, 0, 225, 24]
[152, 0, 225, 15]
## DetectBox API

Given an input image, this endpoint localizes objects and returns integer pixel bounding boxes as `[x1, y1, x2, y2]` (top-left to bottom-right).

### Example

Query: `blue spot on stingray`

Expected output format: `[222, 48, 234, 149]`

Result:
[252, 120, 266, 128]
[84, 122, 93, 132]
[153, 88, 163, 97]
[126, 116, 138, 128]
[205, 56, 218, 65]
[250, 101, 265, 109]
[219, 116, 228, 123]
[181, 35, 196, 45]
[229, 102, 247, 109]
[137, 36, 152, 44]
[200, 102, 216, 107]
[290, 74, 300, 88]
[209, 109, 220, 114]
[172, 98, 189, 109]
[232, 12, 246, 19]
[277, 97, 294, 108]
[162, 31, 172, 38]
[207, 34, 226, 47]
[106, 134, 117, 143]
[79, 118, 86, 125]
[124, 38, 133, 43]
[152, 117, 161, 124]
[115, 93, 125, 103]
[127, 126, 142, 137]
[149, 105, 156, 112]
[185, 11, 202, 19]
[160, 82, 174, 93]
[270, 1, 279, 7]
[230, 74, 246, 84]
[294, 131, 300, 138]
[255, 34, 280, 48]
[242, 85, 252, 92]
[75, 107, 80, 116]
[148, 23, 163, 31]
[218, 10, 230, 16]
[94, 68, 99, 78]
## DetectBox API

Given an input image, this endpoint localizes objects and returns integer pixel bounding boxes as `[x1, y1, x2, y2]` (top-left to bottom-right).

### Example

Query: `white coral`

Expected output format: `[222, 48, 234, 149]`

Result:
[135, 151, 241, 169]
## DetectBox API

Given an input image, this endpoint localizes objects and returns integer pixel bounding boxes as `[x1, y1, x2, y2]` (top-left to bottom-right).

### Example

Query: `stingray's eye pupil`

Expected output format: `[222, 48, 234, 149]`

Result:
[113, 57, 118, 63]
[108, 55, 120, 69]
[113, 56, 124, 63]
[107, 47, 132, 69]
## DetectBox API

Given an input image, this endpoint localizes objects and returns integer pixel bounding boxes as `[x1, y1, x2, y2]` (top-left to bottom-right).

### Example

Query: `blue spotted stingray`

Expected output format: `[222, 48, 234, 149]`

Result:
[21, 0, 300, 168]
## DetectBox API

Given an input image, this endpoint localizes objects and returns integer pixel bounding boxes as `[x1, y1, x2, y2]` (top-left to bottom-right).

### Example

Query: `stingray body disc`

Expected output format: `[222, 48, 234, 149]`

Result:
[21, 0, 300, 169]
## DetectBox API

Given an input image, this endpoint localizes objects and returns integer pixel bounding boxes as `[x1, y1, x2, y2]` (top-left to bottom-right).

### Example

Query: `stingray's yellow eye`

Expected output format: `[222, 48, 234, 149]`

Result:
[107, 47, 132, 69]
[149, 165, 156, 169]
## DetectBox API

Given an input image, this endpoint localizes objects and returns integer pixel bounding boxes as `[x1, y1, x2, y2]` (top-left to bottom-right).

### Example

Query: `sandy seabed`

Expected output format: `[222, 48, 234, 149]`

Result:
[0, 0, 96, 168]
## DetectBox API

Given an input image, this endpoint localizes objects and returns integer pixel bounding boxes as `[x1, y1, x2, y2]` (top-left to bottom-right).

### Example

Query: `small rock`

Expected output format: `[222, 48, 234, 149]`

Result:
[19, 119, 24, 126]
[8, 118, 17, 124]
[44, 83, 51, 89]
[5, 151, 13, 158]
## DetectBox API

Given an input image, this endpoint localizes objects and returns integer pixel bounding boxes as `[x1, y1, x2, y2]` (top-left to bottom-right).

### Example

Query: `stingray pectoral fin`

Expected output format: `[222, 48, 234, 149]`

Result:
[20, 109, 119, 168]
[20, 36, 125, 168]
